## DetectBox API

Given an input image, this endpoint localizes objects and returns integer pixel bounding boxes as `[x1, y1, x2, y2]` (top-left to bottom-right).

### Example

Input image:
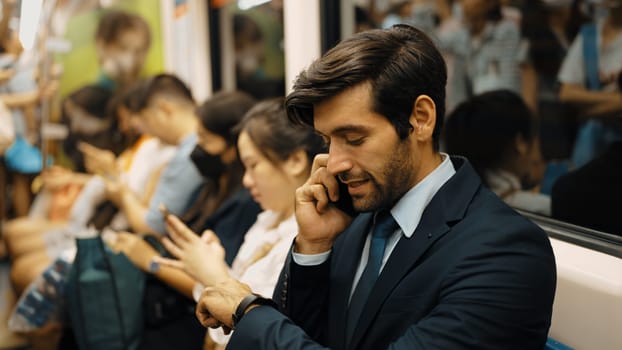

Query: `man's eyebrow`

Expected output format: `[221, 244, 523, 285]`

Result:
[314, 125, 370, 140]
[330, 125, 370, 136]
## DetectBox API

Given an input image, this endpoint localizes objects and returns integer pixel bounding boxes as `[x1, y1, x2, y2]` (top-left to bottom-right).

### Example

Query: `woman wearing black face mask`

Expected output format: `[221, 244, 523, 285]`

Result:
[180, 91, 263, 255]
[118, 91, 263, 350]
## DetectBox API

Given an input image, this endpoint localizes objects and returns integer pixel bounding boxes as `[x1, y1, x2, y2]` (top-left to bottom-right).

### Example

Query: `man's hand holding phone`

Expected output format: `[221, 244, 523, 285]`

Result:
[294, 154, 355, 255]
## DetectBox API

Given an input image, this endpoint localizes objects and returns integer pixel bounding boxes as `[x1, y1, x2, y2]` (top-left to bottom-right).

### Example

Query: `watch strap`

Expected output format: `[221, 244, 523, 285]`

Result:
[232, 293, 276, 328]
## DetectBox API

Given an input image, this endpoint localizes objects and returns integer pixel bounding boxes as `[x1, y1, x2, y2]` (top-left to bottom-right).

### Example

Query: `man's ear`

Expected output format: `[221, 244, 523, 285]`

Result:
[410, 95, 436, 142]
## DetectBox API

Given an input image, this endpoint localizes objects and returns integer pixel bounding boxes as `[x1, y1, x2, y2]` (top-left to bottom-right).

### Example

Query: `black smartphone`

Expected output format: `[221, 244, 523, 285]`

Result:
[333, 178, 356, 216]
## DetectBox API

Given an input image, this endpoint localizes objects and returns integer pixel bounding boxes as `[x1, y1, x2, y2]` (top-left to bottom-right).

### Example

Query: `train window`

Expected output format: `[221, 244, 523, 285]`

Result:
[334, 0, 622, 240]
[209, 0, 285, 99]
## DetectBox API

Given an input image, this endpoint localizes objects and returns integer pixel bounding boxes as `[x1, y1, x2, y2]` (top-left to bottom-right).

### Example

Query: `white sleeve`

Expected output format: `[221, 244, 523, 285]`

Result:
[291, 249, 331, 266]
[558, 35, 585, 85]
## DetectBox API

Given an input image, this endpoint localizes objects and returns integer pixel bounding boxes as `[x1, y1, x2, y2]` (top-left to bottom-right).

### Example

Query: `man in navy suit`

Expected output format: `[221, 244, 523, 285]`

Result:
[194, 25, 556, 349]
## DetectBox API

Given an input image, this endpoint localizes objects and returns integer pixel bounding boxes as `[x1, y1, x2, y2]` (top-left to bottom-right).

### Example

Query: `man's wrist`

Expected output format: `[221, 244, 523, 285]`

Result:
[294, 235, 334, 254]
[232, 294, 277, 328]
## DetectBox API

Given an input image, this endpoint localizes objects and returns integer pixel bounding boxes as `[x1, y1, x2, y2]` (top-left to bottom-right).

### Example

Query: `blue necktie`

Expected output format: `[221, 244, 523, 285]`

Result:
[345, 210, 398, 345]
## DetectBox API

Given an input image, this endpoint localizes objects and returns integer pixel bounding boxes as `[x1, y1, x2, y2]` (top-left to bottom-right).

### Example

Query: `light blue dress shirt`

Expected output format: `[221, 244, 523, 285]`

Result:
[294, 153, 456, 299]
[145, 133, 204, 234]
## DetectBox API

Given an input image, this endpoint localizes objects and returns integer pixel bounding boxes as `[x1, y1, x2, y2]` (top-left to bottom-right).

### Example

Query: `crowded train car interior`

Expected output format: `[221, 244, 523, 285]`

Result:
[0, 0, 620, 349]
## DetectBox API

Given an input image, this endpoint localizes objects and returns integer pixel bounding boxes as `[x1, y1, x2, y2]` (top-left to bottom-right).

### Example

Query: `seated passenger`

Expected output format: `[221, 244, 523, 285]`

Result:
[180, 91, 263, 264]
[3, 85, 175, 350]
[111, 73, 204, 235]
[4, 85, 175, 294]
[551, 141, 622, 235]
[444, 89, 551, 215]
[108, 91, 263, 350]
[153, 98, 324, 348]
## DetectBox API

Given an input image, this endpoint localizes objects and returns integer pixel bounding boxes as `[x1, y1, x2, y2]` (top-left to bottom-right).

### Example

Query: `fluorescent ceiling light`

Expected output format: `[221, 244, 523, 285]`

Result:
[238, 0, 270, 11]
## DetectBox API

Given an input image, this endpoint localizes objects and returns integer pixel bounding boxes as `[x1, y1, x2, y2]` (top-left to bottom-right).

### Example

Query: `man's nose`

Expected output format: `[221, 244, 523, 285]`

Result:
[326, 143, 353, 176]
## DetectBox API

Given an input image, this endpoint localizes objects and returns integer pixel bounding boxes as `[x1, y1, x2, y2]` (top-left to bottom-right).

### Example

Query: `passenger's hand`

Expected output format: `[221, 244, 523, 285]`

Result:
[38, 79, 59, 101]
[109, 231, 157, 272]
[196, 278, 252, 332]
[156, 214, 229, 286]
[0, 68, 14, 82]
[294, 154, 353, 254]
[103, 177, 125, 206]
[40, 166, 74, 191]
[78, 142, 117, 177]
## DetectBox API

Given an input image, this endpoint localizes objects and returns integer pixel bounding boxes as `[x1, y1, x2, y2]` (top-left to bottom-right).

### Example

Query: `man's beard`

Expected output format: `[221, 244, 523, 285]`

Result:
[342, 139, 415, 213]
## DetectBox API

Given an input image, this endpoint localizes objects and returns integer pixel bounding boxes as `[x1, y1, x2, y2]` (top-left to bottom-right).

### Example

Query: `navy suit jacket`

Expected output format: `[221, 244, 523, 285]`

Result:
[228, 157, 556, 350]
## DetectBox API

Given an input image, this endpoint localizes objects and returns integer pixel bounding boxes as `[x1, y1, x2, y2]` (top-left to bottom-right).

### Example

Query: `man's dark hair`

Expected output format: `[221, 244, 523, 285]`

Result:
[285, 24, 447, 150]
[126, 73, 195, 113]
[96, 10, 151, 48]
[443, 90, 536, 186]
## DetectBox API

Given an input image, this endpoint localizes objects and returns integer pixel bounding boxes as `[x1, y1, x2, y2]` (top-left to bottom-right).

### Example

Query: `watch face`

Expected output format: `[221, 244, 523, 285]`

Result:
[148, 259, 160, 273]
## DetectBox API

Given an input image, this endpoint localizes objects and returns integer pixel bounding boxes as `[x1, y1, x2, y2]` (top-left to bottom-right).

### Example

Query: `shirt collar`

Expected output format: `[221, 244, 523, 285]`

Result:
[391, 153, 456, 238]
[179, 132, 198, 148]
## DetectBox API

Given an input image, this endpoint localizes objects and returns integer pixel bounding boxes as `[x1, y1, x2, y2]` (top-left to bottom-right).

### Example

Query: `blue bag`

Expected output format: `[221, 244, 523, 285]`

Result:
[3, 135, 42, 174]
[66, 236, 145, 350]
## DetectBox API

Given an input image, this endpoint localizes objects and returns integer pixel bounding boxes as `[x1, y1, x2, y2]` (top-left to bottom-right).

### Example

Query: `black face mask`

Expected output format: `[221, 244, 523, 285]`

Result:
[190, 145, 226, 181]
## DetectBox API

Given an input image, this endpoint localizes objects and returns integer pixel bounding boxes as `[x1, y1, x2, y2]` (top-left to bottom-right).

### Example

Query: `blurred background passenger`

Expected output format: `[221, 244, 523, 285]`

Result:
[521, 0, 589, 160]
[444, 90, 551, 215]
[4, 84, 175, 295]
[558, 0, 622, 168]
[0, 0, 56, 219]
[381, 1, 416, 28]
[94, 10, 151, 91]
[355, 5, 376, 33]
[117, 73, 203, 235]
[438, 0, 525, 111]
[60, 85, 117, 172]
[231, 1, 285, 99]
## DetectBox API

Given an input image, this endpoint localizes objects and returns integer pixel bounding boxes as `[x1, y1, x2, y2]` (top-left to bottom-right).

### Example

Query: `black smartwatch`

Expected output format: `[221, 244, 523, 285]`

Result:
[232, 294, 277, 328]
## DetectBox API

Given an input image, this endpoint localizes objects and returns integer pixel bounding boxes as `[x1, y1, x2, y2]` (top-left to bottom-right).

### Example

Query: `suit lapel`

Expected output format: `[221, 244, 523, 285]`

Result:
[348, 204, 450, 349]
[328, 213, 374, 350]
[348, 157, 482, 349]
